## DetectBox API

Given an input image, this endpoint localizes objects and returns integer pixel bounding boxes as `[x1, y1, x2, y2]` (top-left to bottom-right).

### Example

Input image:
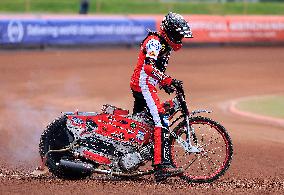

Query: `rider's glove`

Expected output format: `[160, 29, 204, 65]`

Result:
[171, 79, 183, 90]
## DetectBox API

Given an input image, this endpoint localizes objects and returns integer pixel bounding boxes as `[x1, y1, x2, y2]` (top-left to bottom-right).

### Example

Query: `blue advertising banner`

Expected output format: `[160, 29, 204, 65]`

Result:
[0, 17, 156, 46]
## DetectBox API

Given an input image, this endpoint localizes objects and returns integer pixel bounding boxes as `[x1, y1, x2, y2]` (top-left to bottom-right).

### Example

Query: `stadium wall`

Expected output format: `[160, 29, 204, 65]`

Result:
[1, 14, 284, 47]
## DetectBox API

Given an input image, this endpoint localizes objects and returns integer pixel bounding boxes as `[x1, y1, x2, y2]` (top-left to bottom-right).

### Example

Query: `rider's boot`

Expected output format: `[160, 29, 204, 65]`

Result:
[153, 126, 183, 182]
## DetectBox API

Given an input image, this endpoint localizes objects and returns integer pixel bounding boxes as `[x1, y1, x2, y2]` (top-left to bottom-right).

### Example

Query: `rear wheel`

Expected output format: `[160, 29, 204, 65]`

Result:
[171, 116, 233, 183]
[39, 115, 92, 179]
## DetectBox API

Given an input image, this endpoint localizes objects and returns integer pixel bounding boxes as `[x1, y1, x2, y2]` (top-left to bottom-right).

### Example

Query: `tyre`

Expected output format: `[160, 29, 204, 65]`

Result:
[39, 115, 92, 179]
[171, 116, 233, 183]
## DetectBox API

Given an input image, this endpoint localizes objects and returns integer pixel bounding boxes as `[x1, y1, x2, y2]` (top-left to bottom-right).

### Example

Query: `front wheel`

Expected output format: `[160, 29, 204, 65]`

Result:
[171, 116, 233, 183]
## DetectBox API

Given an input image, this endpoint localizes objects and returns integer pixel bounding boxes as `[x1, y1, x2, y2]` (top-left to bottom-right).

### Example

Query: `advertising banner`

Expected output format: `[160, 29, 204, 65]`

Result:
[0, 17, 156, 45]
[183, 15, 284, 43]
[1, 15, 284, 46]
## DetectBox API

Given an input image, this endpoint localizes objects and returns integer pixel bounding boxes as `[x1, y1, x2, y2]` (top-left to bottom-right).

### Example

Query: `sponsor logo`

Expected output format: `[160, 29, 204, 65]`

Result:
[136, 130, 145, 141]
[111, 132, 125, 139]
[130, 122, 136, 129]
[163, 115, 169, 126]
[127, 129, 135, 134]
[72, 117, 84, 125]
[161, 44, 166, 51]
[119, 120, 128, 124]
[7, 20, 24, 43]
[148, 51, 156, 57]
[86, 118, 98, 132]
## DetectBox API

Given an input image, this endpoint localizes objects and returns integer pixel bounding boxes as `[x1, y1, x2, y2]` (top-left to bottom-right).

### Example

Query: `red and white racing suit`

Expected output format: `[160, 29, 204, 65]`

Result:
[130, 31, 174, 167]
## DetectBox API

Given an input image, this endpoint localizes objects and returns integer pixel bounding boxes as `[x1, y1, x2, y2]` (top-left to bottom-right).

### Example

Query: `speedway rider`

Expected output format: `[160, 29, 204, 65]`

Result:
[130, 12, 193, 182]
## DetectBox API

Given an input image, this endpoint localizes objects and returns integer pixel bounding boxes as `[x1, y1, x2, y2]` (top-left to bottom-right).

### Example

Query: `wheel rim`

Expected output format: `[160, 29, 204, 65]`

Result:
[171, 120, 231, 181]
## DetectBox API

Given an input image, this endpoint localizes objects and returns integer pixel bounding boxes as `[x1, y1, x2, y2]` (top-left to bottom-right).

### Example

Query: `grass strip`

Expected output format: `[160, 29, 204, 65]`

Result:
[0, 1, 284, 15]
[236, 95, 284, 119]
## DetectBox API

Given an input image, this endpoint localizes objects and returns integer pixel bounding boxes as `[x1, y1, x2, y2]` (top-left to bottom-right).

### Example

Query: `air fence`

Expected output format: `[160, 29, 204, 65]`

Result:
[1, 14, 284, 47]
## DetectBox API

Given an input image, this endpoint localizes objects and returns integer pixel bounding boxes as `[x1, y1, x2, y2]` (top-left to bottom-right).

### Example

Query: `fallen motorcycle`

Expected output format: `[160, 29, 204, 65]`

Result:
[39, 82, 233, 183]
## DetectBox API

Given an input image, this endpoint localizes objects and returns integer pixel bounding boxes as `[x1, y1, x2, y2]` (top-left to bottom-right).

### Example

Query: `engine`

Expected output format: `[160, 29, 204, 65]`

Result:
[118, 143, 153, 172]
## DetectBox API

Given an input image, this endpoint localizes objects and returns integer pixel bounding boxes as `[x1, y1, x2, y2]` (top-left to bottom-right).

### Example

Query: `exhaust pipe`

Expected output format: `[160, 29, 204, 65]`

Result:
[59, 159, 155, 177]
[59, 159, 95, 174]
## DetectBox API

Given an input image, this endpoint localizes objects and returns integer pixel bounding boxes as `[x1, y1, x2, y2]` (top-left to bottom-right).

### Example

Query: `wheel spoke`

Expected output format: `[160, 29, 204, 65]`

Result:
[184, 156, 198, 171]
[171, 117, 233, 183]
[203, 153, 219, 170]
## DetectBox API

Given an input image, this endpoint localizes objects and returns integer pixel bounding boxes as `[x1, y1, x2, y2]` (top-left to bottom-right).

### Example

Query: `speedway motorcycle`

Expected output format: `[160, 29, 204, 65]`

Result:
[39, 82, 233, 183]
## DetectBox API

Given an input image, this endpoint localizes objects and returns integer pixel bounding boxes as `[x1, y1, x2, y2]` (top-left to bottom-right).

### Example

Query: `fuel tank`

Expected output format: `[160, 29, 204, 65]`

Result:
[64, 107, 153, 147]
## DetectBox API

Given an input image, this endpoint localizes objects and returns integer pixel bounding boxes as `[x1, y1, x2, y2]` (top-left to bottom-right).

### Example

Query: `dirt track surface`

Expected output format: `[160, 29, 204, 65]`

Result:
[0, 47, 284, 194]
